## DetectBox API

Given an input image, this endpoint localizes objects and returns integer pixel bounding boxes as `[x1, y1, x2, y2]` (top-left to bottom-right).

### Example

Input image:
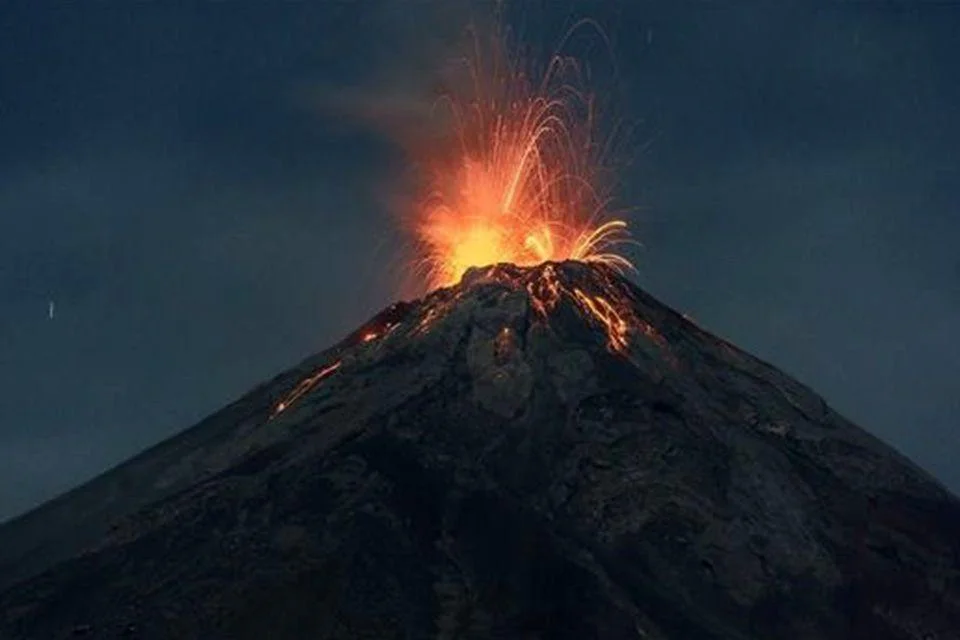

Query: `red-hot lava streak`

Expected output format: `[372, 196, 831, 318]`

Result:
[405, 19, 635, 290]
[269, 261, 674, 419]
[468, 263, 665, 356]
[271, 360, 341, 418]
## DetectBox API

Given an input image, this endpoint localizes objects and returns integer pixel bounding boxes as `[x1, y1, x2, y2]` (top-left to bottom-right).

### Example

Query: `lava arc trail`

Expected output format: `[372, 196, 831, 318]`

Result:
[402, 18, 635, 291]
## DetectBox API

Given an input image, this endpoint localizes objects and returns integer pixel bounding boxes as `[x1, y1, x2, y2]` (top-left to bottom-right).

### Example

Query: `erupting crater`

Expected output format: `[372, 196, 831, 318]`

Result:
[271, 261, 672, 419]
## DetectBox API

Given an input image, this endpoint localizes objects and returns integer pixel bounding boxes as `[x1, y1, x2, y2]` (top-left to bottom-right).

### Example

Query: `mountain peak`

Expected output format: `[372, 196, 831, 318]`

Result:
[1, 263, 958, 639]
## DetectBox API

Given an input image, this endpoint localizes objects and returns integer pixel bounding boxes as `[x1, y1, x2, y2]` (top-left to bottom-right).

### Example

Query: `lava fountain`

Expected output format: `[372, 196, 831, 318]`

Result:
[405, 18, 635, 290]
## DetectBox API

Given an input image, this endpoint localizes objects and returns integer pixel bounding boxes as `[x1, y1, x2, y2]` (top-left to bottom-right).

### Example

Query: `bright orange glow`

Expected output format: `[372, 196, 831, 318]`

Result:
[406, 21, 634, 290]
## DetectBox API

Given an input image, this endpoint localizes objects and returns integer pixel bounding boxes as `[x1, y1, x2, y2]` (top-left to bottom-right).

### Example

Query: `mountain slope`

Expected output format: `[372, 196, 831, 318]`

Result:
[1, 261, 957, 639]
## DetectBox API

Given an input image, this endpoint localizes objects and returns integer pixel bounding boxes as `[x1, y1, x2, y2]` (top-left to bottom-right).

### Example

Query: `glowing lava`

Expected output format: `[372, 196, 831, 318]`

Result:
[520, 263, 662, 356]
[415, 262, 668, 359]
[272, 360, 342, 418]
[407, 20, 634, 290]
[268, 262, 672, 422]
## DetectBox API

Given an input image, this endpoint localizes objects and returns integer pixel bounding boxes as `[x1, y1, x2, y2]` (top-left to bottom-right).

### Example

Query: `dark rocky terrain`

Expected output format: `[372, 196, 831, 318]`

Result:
[0, 261, 958, 639]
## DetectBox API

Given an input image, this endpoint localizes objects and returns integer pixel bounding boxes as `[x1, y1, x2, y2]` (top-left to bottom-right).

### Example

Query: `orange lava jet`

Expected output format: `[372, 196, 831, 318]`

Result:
[407, 20, 634, 290]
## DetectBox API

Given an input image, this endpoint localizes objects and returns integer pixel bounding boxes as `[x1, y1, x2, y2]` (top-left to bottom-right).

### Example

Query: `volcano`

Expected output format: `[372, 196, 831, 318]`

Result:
[0, 261, 958, 639]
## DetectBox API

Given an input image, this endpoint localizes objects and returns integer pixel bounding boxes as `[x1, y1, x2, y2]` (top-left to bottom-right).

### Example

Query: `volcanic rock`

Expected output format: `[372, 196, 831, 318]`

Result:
[0, 261, 958, 639]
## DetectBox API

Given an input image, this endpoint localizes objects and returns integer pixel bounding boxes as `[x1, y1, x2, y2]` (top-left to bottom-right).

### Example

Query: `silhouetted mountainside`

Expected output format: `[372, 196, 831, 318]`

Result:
[1, 261, 958, 639]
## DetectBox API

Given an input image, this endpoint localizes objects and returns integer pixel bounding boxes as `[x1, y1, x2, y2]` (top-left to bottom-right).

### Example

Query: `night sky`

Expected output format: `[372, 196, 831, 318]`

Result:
[1, 1, 958, 523]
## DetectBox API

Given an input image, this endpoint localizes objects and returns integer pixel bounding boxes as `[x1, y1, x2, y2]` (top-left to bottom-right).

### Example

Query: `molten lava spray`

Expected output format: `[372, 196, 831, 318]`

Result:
[406, 18, 634, 290]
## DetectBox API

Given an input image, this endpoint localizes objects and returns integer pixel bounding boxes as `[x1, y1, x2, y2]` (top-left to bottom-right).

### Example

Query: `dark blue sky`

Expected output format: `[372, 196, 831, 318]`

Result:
[1, 1, 958, 522]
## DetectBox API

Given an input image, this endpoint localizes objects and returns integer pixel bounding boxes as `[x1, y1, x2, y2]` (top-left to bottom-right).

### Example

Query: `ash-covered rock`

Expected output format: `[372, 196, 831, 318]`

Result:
[1, 261, 958, 639]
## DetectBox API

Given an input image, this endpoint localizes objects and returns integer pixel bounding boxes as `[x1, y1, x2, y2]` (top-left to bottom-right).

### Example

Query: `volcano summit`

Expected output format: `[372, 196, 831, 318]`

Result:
[0, 262, 958, 639]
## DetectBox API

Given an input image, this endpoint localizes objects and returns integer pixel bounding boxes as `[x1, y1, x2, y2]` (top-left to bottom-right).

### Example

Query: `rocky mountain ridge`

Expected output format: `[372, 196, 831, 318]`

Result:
[0, 261, 957, 639]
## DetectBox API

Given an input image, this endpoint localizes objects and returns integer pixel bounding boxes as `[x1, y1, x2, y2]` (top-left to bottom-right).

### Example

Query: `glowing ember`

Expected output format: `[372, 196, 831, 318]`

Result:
[271, 360, 342, 418]
[413, 291, 465, 336]
[405, 20, 634, 290]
